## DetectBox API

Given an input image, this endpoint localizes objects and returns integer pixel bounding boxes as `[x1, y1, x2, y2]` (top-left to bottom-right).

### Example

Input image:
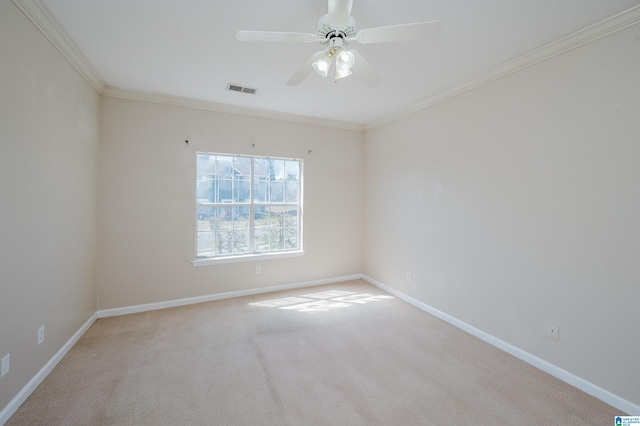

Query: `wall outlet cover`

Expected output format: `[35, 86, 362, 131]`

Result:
[38, 325, 45, 345]
[1, 354, 9, 377]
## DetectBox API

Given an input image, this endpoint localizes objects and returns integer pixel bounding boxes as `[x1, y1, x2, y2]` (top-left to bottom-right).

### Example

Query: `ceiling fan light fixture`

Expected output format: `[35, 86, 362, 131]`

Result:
[312, 54, 332, 77]
[333, 48, 355, 82]
[336, 49, 355, 71]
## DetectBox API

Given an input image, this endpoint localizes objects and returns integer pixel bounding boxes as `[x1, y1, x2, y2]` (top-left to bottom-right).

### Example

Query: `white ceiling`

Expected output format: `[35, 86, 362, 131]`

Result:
[31, 0, 640, 127]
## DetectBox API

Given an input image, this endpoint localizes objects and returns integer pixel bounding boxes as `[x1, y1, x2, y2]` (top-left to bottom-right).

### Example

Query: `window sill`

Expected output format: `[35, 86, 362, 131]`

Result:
[192, 250, 304, 267]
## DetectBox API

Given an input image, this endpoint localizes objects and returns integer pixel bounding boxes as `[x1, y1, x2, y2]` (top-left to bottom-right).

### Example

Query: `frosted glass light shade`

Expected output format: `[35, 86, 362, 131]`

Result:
[312, 55, 332, 77]
[336, 50, 355, 71]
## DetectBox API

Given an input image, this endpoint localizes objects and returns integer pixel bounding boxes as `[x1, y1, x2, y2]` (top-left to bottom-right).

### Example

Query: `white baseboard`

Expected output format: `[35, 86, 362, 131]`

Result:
[361, 274, 640, 415]
[96, 274, 363, 318]
[6, 273, 634, 424]
[0, 313, 98, 425]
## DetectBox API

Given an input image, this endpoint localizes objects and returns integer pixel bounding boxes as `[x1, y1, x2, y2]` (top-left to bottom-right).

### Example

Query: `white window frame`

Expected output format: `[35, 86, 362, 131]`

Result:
[192, 152, 304, 266]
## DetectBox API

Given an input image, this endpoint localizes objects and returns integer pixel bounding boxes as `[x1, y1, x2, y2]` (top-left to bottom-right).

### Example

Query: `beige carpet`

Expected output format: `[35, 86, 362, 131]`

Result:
[7, 280, 619, 425]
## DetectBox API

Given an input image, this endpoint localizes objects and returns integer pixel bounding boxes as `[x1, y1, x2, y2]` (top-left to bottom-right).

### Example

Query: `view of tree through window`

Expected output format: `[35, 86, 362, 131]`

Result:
[196, 153, 302, 259]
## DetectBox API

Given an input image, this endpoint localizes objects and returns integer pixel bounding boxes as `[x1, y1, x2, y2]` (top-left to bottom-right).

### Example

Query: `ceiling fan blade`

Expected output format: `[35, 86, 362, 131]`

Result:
[327, 0, 353, 27]
[287, 51, 325, 86]
[351, 50, 382, 88]
[236, 31, 317, 43]
[355, 21, 443, 44]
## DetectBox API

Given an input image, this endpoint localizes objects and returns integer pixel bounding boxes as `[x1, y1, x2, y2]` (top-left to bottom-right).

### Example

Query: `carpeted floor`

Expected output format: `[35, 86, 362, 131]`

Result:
[7, 279, 620, 425]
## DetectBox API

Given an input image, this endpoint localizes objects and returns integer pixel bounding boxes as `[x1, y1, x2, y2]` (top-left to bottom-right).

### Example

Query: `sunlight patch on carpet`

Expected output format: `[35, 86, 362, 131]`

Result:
[249, 290, 393, 312]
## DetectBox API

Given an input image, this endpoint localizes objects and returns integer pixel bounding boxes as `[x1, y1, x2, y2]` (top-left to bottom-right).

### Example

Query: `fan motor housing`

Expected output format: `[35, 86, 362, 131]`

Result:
[316, 14, 357, 44]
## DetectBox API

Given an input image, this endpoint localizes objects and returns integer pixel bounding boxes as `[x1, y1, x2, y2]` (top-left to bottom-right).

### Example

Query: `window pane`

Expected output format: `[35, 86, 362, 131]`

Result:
[254, 180, 269, 203]
[197, 155, 217, 203]
[197, 206, 216, 221]
[232, 156, 251, 203]
[269, 159, 284, 182]
[212, 156, 229, 202]
[253, 158, 270, 203]
[255, 206, 299, 252]
[285, 160, 299, 182]
[197, 154, 216, 175]
[270, 181, 284, 202]
[253, 158, 269, 179]
[283, 208, 299, 250]
[254, 206, 266, 220]
[285, 181, 299, 203]
[197, 206, 250, 256]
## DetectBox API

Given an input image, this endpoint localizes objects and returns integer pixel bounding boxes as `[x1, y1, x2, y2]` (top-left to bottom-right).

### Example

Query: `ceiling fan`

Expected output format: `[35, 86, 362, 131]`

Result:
[236, 0, 442, 87]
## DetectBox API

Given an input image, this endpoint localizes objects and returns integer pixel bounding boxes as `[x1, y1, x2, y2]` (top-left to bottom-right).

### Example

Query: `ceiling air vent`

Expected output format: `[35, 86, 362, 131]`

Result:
[227, 84, 257, 95]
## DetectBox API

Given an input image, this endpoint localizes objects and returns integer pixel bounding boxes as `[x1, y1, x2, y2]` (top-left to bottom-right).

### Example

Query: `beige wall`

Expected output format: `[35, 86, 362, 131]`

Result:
[363, 25, 640, 405]
[97, 97, 363, 310]
[3, 0, 638, 415]
[0, 0, 99, 412]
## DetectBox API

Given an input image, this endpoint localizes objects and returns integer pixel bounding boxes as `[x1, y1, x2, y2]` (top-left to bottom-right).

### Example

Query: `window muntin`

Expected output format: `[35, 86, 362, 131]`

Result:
[196, 153, 302, 259]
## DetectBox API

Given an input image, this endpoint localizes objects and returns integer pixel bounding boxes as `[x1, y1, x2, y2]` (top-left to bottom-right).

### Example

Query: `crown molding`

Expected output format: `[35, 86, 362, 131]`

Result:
[13, 0, 359, 130]
[101, 86, 366, 131]
[365, 4, 640, 130]
[13, 0, 639, 132]
[12, 0, 106, 93]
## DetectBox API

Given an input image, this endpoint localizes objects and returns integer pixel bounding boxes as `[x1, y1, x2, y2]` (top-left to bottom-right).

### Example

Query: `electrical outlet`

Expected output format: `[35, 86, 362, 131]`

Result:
[1, 354, 9, 377]
[256, 265, 261, 274]
[38, 325, 45, 345]
[406, 272, 412, 281]
[545, 323, 559, 340]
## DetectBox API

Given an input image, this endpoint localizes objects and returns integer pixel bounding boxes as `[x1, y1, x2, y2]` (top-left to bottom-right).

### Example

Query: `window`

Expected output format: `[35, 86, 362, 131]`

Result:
[195, 153, 303, 262]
